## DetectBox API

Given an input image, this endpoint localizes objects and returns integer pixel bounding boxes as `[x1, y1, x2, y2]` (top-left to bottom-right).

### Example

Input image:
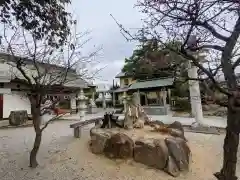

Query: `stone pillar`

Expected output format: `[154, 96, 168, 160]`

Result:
[77, 89, 87, 121]
[188, 61, 203, 125]
[167, 89, 171, 105]
[160, 90, 167, 107]
[90, 91, 96, 109]
[156, 91, 161, 105]
[145, 93, 148, 106]
[70, 95, 77, 114]
[162, 89, 167, 107]
[112, 91, 116, 107]
[91, 91, 95, 102]
[188, 62, 196, 117]
[137, 89, 141, 105]
[186, 35, 203, 126]
[102, 92, 106, 109]
[122, 92, 127, 113]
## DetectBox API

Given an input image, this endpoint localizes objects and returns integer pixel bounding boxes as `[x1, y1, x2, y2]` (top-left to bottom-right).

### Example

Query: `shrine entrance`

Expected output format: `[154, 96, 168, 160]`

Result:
[140, 93, 146, 106]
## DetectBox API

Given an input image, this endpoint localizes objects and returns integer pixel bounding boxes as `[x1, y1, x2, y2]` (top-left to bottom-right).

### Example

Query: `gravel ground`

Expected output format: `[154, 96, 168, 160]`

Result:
[0, 120, 239, 180]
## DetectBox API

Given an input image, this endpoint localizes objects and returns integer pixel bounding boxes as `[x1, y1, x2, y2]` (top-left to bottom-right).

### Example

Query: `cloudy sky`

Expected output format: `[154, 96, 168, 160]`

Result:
[69, 0, 143, 84]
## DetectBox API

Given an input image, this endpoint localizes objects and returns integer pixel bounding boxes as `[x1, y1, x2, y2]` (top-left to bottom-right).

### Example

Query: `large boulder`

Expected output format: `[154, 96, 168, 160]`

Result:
[88, 127, 191, 178]
[165, 137, 190, 172]
[9, 110, 28, 126]
[104, 133, 134, 159]
[168, 121, 187, 141]
[165, 155, 180, 177]
[90, 128, 112, 154]
[134, 138, 168, 170]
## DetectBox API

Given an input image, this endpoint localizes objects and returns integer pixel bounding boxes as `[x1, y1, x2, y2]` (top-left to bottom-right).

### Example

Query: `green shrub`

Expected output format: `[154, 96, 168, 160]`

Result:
[173, 98, 191, 112]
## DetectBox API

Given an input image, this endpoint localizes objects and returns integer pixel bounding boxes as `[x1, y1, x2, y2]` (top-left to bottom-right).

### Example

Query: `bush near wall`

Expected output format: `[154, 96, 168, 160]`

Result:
[172, 98, 191, 112]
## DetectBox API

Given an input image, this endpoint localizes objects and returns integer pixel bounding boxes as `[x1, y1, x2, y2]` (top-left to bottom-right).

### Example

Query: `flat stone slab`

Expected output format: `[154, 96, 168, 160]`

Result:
[185, 126, 222, 135]
[89, 124, 191, 177]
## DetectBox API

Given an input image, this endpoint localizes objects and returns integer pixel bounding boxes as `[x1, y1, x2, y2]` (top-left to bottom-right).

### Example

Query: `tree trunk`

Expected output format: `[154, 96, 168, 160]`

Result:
[29, 106, 42, 168]
[215, 108, 240, 180]
[30, 131, 42, 168]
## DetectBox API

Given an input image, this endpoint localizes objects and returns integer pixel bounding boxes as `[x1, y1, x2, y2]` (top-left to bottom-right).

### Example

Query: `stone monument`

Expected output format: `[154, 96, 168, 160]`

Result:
[77, 89, 88, 120]
[89, 116, 191, 177]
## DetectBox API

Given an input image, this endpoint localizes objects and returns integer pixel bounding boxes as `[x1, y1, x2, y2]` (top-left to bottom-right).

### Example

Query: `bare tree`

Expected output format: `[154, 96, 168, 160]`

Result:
[0, 23, 101, 168]
[112, 1, 240, 179]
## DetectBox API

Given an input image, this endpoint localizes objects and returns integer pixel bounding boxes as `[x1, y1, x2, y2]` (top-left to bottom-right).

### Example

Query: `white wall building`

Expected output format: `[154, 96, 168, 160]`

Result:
[0, 53, 92, 118]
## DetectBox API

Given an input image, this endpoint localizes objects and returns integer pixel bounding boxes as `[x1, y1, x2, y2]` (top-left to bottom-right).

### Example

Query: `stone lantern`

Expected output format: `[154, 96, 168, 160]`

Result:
[77, 89, 88, 121]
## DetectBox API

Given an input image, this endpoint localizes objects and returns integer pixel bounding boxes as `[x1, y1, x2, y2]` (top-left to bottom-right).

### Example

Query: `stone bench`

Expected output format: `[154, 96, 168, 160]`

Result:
[70, 117, 103, 138]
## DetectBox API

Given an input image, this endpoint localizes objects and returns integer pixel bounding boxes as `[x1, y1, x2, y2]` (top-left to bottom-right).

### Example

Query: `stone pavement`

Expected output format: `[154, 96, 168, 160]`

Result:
[0, 109, 237, 180]
[0, 120, 91, 180]
[0, 119, 238, 180]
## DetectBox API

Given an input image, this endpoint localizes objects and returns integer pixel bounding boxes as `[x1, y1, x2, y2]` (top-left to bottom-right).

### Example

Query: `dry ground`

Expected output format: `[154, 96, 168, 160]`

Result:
[0, 120, 239, 180]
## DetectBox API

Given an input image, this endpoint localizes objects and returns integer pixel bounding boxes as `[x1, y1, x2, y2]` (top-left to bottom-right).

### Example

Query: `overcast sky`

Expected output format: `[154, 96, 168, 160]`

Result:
[69, 0, 143, 85]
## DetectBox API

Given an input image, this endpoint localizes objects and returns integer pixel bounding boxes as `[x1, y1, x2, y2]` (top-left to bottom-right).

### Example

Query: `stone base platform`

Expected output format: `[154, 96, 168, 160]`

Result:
[89, 125, 191, 177]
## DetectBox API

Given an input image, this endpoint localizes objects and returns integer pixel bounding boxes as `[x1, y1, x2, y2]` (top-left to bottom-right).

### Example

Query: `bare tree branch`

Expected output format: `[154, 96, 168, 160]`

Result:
[40, 113, 67, 132]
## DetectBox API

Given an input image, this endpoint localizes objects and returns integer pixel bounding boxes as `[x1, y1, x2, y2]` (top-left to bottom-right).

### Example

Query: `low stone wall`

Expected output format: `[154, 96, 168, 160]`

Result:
[89, 124, 190, 177]
[143, 106, 169, 115]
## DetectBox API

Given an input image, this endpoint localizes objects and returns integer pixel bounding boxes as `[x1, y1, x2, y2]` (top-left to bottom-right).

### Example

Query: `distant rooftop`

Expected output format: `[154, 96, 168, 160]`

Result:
[0, 53, 95, 88]
[113, 77, 174, 92]
[115, 72, 132, 78]
[129, 78, 174, 90]
[0, 52, 76, 73]
[96, 83, 111, 92]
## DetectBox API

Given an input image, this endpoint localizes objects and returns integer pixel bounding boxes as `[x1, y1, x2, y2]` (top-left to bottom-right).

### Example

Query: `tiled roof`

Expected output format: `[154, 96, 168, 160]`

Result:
[128, 78, 174, 90]
[113, 87, 129, 93]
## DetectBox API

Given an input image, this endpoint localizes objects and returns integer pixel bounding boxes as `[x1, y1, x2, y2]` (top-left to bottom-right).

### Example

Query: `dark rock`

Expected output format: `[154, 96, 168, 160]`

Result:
[134, 138, 168, 170]
[146, 120, 164, 127]
[164, 155, 180, 177]
[178, 138, 191, 164]
[169, 129, 187, 141]
[168, 121, 184, 132]
[168, 121, 187, 141]
[104, 133, 134, 159]
[165, 137, 190, 171]
[9, 110, 28, 126]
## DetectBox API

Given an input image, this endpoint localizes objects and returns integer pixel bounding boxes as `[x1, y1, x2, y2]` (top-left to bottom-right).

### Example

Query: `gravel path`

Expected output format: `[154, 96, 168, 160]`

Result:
[0, 121, 239, 180]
